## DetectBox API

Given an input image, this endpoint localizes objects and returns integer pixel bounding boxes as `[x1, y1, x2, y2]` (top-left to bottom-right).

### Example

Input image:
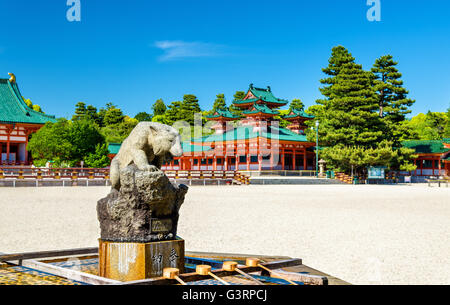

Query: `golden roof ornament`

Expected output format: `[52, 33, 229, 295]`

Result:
[8, 73, 16, 83]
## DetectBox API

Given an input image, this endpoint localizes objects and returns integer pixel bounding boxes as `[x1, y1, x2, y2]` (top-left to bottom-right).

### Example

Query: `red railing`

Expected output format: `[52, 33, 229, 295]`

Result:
[0, 167, 109, 180]
[0, 167, 250, 185]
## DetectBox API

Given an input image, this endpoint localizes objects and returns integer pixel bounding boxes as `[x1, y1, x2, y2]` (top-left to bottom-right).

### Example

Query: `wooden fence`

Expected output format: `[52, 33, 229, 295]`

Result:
[0, 167, 250, 186]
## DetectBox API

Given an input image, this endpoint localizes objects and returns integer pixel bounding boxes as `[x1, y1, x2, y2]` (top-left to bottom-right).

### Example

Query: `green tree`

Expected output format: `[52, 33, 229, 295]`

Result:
[86, 105, 101, 124]
[229, 91, 245, 116]
[101, 116, 138, 144]
[310, 46, 416, 174]
[322, 142, 417, 174]
[180, 94, 202, 125]
[27, 119, 73, 166]
[164, 101, 184, 125]
[84, 144, 111, 168]
[233, 91, 246, 101]
[444, 107, 450, 138]
[371, 55, 415, 121]
[103, 104, 125, 126]
[289, 99, 304, 111]
[152, 99, 167, 116]
[371, 55, 416, 143]
[152, 114, 170, 125]
[134, 112, 152, 122]
[314, 46, 382, 148]
[32, 104, 43, 113]
[72, 102, 87, 121]
[68, 119, 106, 164]
[406, 112, 448, 140]
[23, 97, 44, 113]
[211, 93, 227, 113]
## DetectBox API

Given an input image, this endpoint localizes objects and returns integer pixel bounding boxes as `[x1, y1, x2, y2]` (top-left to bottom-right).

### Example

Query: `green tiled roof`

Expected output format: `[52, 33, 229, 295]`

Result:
[243, 103, 279, 115]
[284, 109, 315, 119]
[0, 79, 57, 124]
[108, 143, 122, 154]
[192, 125, 309, 143]
[181, 142, 212, 153]
[206, 108, 240, 119]
[444, 138, 450, 144]
[402, 140, 450, 154]
[107, 142, 212, 154]
[233, 84, 288, 106]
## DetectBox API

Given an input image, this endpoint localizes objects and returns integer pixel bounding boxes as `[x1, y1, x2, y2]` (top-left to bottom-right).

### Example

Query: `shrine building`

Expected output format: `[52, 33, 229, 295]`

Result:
[162, 84, 317, 171]
[401, 139, 450, 177]
[0, 73, 57, 165]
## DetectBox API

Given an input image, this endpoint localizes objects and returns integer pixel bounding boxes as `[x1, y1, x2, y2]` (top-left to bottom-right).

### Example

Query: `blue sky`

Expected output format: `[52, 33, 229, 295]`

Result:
[0, 0, 449, 119]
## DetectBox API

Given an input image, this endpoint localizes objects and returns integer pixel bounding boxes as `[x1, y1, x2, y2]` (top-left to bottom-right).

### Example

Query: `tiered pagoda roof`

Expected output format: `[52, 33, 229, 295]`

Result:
[0, 77, 56, 125]
[243, 103, 279, 116]
[284, 108, 315, 121]
[206, 108, 241, 121]
[233, 84, 289, 108]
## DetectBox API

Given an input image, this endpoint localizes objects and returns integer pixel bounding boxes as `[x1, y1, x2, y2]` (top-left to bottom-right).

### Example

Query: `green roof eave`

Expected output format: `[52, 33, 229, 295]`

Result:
[232, 98, 259, 105]
[0, 79, 57, 125]
[107, 143, 122, 154]
[191, 126, 311, 143]
[284, 109, 315, 119]
[108, 142, 212, 154]
[243, 103, 279, 115]
[402, 140, 450, 154]
[181, 142, 212, 153]
[249, 86, 289, 105]
[206, 108, 240, 119]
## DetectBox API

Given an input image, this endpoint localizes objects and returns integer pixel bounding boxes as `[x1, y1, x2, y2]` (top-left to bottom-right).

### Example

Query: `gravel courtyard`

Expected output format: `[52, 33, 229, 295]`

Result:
[0, 184, 449, 285]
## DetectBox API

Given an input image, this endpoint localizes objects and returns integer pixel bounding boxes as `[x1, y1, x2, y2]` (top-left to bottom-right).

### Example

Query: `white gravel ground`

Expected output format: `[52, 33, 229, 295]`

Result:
[0, 184, 449, 285]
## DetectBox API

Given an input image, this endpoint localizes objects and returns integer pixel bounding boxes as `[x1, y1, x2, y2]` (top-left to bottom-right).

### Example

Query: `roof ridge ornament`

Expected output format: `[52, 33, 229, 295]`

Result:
[8, 73, 16, 84]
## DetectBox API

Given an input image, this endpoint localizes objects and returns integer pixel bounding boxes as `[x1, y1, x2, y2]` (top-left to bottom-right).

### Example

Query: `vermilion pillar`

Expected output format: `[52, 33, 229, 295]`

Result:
[292, 152, 296, 170]
[303, 150, 307, 170]
[6, 130, 11, 164]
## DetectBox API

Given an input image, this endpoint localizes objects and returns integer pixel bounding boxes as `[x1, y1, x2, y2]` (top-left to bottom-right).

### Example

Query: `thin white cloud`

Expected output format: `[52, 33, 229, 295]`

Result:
[154, 40, 227, 61]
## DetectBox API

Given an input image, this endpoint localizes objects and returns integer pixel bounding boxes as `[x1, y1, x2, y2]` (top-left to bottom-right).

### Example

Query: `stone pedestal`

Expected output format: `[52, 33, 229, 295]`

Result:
[97, 165, 188, 243]
[99, 238, 185, 282]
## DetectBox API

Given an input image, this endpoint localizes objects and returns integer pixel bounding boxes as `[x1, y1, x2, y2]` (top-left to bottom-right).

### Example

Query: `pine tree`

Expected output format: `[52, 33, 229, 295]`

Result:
[72, 102, 87, 121]
[211, 94, 227, 112]
[233, 91, 246, 101]
[229, 91, 245, 116]
[180, 94, 201, 125]
[319, 46, 356, 99]
[152, 99, 166, 116]
[165, 101, 184, 125]
[315, 47, 382, 148]
[134, 112, 152, 122]
[103, 105, 125, 126]
[371, 55, 415, 122]
[289, 99, 304, 111]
